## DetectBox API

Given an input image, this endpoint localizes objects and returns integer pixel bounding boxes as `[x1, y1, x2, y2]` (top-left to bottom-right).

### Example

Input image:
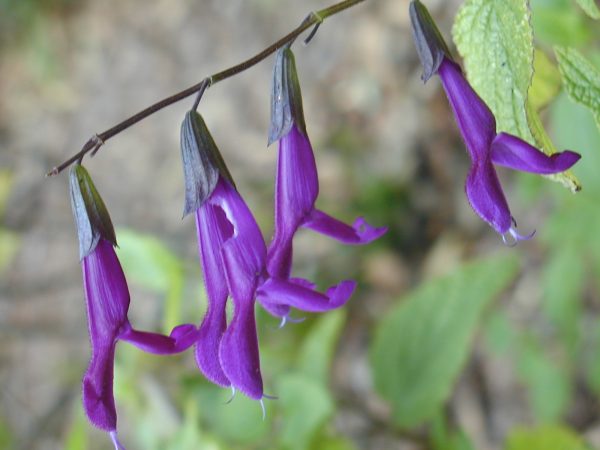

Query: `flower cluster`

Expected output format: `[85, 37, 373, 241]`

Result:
[66, 4, 584, 449]
[69, 47, 385, 449]
[69, 165, 199, 450]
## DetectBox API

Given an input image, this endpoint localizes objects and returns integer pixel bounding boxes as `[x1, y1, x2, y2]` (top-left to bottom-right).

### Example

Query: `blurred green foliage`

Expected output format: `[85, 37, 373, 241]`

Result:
[371, 255, 519, 429]
[0, 0, 77, 46]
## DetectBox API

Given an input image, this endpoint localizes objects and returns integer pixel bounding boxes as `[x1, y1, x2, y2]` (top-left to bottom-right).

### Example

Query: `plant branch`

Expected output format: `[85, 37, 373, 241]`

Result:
[47, 0, 366, 177]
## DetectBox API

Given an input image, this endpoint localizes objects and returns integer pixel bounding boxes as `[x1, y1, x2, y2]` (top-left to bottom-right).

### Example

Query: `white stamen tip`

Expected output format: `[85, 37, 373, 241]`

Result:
[225, 386, 236, 404]
[110, 431, 127, 450]
[278, 316, 287, 329]
[259, 398, 266, 420]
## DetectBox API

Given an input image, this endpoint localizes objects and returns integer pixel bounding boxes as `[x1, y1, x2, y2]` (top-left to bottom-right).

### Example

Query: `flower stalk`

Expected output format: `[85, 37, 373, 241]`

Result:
[46, 0, 366, 177]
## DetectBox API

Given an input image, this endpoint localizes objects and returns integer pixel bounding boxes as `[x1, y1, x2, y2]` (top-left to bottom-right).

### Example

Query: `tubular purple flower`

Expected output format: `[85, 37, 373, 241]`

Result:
[70, 165, 198, 449]
[409, 0, 581, 242]
[180, 111, 357, 400]
[266, 47, 386, 319]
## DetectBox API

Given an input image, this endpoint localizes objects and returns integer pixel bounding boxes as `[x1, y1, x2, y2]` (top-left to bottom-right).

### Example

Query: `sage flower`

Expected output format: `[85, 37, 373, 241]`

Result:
[266, 47, 386, 319]
[70, 165, 198, 450]
[181, 111, 356, 401]
[409, 0, 581, 242]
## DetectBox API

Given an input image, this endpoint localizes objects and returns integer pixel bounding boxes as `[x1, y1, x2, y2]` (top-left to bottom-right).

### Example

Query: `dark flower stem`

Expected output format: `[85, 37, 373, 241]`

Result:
[47, 0, 366, 177]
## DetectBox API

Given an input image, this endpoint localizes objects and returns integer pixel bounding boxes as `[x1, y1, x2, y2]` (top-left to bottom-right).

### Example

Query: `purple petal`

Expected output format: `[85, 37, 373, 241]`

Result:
[259, 299, 291, 319]
[302, 209, 387, 244]
[490, 132, 581, 174]
[194, 203, 233, 387]
[219, 299, 263, 399]
[120, 323, 198, 354]
[268, 125, 319, 279]
[274, 125, 319, 236]
[83, 239, 130, 338]
[210, 179, 266, 399]
[438, 58, 496, 160]
[82, 340, 118, 431]
[257, 278, 316, 319]
[257, 278, 356, 312]
[465, 159, 512, 234]
[81, 238, 129, 432]
[210, 179, 266, 284]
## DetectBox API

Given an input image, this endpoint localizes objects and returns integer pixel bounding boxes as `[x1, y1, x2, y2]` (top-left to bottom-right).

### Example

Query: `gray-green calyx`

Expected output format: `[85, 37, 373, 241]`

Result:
[69, 164, 117, 259]
[268, 46, 307, 146]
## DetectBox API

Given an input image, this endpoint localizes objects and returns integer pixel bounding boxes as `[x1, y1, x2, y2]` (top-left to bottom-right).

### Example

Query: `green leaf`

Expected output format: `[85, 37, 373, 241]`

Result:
[431, 412, 476, 450]
[584, 322, 600, 397]
[277, 374, 334, 450]
[370, 255, 519, 428]
[531, 0, 593, 46]
[550, 92, 600, 194]
[298, 310, 346, 384]
[505, 424, 588, 450]
[116, 229, 186, 333]
[484, 311, 516, 355]
[453, 0, 533, 138]
[555, 46, 600, 130]
[196, 386, 270, 445]
[516, 341, 571, 422]
[542, 244, 585, 349]
[530, 50, 562, 111]
[64, 403, 88, 450]
[309, 435, 357, 450]
[574, 0, 600, 19]
[453, 0, 580, 191]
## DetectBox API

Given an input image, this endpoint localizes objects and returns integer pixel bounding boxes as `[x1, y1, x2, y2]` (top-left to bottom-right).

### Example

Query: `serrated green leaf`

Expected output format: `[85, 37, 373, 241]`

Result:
[555, 46, 600, 130]
[370, 255, 519, 428]
[574, 0, 600, 19]
[453, 0, 533, 138]
[453, 0, 579, 191]
[116, 228, 186, 333]
[277, 375, 334, 450]
[505, 424, 587, 450]
[530, 50, 562, 111]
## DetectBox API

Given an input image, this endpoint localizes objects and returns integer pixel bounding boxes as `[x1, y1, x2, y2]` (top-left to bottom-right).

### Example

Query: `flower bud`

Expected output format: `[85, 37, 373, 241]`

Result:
[268, 46, 307, 146]
[69, 164, 117, 259]
[409, 0, 452, 82]
[180, 111, 235, 216]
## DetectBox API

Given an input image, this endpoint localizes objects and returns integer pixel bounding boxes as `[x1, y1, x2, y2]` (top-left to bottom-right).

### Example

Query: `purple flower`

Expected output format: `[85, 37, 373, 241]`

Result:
[266, 47, 387, 318]
[181, 111, 356, 401]
[70, 165, 198, 449]
[409, 0, 581, 243]
[437, 58, 580, 242]
[194, 177, 356, 400]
